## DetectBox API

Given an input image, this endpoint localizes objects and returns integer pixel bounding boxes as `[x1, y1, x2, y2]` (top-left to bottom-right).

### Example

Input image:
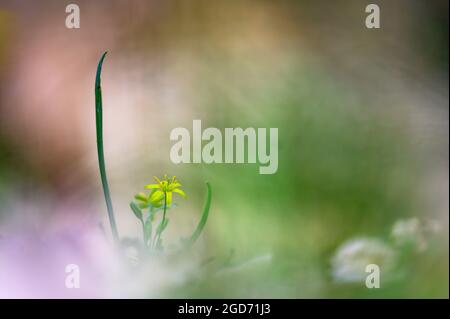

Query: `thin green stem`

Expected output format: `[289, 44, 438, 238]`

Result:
[141, 219, 147, 247]
[95, 51, 119, 244]
[154, 191, 167, 249]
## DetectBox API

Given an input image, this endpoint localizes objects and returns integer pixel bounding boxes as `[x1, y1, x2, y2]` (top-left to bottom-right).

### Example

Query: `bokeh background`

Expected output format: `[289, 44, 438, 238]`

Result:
[0, 0, 448, 298]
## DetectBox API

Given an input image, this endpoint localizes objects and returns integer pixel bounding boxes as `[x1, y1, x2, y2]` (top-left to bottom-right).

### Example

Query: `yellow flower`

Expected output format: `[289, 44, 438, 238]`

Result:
[136, 175, 186, 209]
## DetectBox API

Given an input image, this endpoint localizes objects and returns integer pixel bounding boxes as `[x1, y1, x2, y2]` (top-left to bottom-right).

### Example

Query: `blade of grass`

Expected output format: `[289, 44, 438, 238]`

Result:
[185, 182, 212, 247]
[95, 51, 119, 244]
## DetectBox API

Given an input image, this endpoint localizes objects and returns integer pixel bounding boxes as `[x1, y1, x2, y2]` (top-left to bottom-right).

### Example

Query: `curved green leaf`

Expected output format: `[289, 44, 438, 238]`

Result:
[185, 182, 212, 247]
[129, 202, 143, 221]
[95, 51, 119, 244]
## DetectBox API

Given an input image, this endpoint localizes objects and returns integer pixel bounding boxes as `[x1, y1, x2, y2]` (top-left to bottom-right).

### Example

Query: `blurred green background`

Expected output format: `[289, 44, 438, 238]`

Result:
[0, 0, 448, 298]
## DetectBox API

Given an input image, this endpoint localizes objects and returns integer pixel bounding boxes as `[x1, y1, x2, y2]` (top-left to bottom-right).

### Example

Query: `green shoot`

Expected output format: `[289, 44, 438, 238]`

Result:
[95, 51, 119, 244]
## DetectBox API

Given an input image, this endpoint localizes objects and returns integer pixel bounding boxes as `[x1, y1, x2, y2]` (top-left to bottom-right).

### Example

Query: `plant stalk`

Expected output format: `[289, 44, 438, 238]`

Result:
[142, 220, 147, 247]
[95, 51, 119, 244]
[154, 191, 167, 249]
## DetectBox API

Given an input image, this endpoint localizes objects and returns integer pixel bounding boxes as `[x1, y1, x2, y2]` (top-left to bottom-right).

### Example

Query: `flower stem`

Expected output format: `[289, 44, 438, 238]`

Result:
[141, 220, 147, 247]
[95, 51, 119, 244]
[154, 191, 167, 249]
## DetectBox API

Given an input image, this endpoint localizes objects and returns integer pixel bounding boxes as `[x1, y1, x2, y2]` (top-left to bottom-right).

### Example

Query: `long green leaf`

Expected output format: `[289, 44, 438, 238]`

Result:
[95, 51, 119, 243]
[186, 182, 212, 247]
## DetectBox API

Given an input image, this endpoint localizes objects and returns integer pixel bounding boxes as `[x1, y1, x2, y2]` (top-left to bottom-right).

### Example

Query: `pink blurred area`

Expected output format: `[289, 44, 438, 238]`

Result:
[1, 1, 134, 189]
[0, 203, 114, 298]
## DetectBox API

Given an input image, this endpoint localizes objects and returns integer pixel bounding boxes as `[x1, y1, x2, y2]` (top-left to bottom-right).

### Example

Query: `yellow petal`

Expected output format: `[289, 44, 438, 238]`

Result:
[153, 176, 162, 184]
[168, 182, 182, 191]
[166, 192, 172, 206]
[134, 192, 148, 202]
[145, 184, 160, 189]
[149, 190, 164, 203]
[172, 188, 186, 198]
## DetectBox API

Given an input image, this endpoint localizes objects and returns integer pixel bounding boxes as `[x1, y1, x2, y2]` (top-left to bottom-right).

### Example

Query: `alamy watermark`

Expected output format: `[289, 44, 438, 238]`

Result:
[65, 4, 80, 29]
[365, 264, 380, 288]
[170, 120, 278, 175]
[65, 263, 80, 288]
[365, 4, 380, 29]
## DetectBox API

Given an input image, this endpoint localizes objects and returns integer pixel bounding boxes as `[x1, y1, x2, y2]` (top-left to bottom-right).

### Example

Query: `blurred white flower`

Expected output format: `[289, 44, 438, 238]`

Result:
[331, 238, 396, 283]
[391, 218, 426, 251]
[390, 217, 441, 252]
